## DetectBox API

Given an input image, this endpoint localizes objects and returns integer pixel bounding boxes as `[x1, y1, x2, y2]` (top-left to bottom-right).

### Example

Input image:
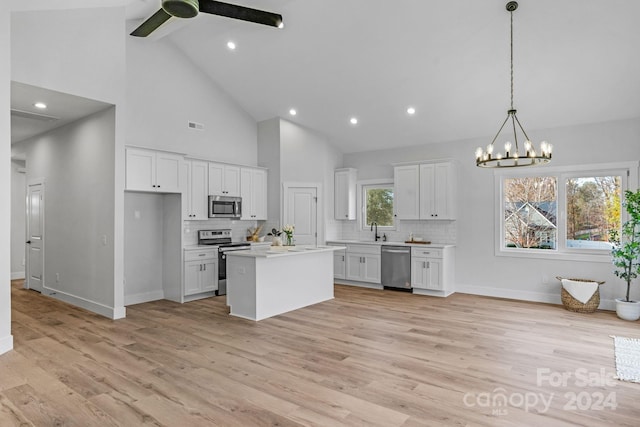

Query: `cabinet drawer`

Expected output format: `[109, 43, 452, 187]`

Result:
[411, 247, 442, 258]
[346, 244, 381, 255]
[184, 249, 217, 261]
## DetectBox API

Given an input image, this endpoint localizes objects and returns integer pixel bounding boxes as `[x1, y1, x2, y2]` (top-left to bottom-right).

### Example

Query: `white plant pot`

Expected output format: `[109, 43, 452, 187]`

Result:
[615, 298, 640, 321]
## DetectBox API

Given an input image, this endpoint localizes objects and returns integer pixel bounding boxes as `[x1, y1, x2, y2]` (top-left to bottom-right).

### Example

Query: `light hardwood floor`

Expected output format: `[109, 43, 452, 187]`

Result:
[2, 279, 640, 426]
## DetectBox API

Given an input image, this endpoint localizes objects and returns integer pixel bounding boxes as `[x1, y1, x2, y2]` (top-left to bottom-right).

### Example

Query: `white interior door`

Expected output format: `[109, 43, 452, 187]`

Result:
[26, 181, 44, 292]
[283, 184, 319, 246]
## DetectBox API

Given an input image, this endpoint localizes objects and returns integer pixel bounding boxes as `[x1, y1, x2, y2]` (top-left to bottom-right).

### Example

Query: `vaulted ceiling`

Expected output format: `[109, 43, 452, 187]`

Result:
[14, 0, 640, 153]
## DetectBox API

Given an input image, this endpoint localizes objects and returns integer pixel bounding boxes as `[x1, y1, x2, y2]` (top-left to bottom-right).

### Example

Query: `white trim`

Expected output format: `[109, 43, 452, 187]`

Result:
[357, 179, 397, 231]
[43, 287, 126, 319]
[282, 182, 324, 246]
[25, 179, 45, 292]
[494, 161, 639, 262]
[10, 271, 25, 280]
[0, 334, 13, 355]
[124, 290, 164, 306]
[334, 279, 383, 290]
[456, 283, 616, 311]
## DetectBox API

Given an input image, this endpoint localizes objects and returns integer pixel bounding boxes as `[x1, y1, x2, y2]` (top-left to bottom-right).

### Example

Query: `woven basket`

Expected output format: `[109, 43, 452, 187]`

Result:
[556, 276, 605, 313]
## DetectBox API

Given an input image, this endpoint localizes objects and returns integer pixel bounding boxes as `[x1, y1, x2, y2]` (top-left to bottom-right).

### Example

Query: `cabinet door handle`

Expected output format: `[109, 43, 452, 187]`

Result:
[427, 261, 430, 269]
[342, 255, 345, 261]
[203, 264, 206, 271]
[199, 264, 202, 271]
[423, 261, 426, 268]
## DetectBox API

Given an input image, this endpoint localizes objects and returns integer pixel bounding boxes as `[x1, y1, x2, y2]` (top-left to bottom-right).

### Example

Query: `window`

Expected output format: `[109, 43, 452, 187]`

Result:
[504, 176, 558, 250]
[362, 183, 395, 229]
[496, 162, 637, 261]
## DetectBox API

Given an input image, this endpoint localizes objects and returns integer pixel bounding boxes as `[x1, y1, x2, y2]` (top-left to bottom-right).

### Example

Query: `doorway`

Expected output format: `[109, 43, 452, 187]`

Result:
[282, 183, 322, 246]
[26, 180, 44, 292]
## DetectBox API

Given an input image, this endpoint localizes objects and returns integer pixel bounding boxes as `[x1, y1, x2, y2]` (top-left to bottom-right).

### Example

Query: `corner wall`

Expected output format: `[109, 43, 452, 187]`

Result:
[10, 160, 26, 279]
[0, 3, 13, 355]
[12, 6, 128, 319]
[258, 118, 343, 241]
[24, 107, 118, 317]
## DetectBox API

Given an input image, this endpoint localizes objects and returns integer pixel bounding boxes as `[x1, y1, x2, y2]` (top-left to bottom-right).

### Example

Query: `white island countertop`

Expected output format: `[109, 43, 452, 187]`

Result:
[226, 245, 343, 321]
[228, 245, 345, 258]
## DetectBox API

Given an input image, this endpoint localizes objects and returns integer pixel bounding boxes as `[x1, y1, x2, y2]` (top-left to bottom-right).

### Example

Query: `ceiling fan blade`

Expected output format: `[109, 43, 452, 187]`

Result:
[130, 8, 173, 37]
[198, 1, 283, 28]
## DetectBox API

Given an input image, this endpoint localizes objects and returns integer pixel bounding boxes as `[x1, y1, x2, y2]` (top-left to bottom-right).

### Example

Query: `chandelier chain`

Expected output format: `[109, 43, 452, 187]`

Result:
[510, 9, 514, 110]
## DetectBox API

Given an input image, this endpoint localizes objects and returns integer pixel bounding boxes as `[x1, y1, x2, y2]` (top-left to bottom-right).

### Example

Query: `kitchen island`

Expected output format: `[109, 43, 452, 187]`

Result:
[226, 245, 344, 321]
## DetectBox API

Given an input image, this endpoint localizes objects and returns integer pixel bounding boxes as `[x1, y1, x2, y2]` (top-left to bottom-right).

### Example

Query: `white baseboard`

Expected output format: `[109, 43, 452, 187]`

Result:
[0, 334, 14, 355]
[124, 290, 165, 306]
[456, 283, 615, 311]
[334, 279, 383, 290]
[43, 286, 126, 319]
[11, 271, 25, 280]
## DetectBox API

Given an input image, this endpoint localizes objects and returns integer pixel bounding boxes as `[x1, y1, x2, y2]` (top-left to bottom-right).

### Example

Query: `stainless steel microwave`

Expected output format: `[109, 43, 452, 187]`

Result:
[208, 195, 242, 219]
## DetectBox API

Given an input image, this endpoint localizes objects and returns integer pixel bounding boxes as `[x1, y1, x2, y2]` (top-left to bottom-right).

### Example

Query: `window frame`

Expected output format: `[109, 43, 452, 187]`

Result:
[495, 161, 639, 262]
[358, 179, 396, 231]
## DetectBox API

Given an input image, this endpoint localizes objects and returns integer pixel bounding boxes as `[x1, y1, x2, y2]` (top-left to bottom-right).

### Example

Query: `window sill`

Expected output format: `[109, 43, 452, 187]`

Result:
[496, 247, 613, 263]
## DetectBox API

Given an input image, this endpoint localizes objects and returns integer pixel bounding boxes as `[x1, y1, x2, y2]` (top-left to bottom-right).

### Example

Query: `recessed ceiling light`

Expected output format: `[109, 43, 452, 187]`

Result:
[227, 41, 236, 50]
[407, 107, 416, 115]
[289, 109, 297, 116]
[350, 117, 358, 125]
[34, 102, 47, 109]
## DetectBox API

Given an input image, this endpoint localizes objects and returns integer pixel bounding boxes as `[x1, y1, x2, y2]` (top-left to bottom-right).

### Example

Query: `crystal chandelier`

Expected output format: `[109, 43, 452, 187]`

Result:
[475, 1, 552, 168]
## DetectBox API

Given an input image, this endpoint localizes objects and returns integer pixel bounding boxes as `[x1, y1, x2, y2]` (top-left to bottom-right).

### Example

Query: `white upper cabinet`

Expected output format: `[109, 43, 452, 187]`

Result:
[126, 147, 182, 193]
[334, 168, 357, 220]
[240, 167, 268, 220]
[419, 163, 456, 220]
[184, 160, 209, 220]
[393, 165, 420, 220]
[209, 162, 240, 196]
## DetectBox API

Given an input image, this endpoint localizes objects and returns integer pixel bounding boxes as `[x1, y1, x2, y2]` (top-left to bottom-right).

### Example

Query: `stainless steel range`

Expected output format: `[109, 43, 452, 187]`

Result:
[198, 229, 250, 296]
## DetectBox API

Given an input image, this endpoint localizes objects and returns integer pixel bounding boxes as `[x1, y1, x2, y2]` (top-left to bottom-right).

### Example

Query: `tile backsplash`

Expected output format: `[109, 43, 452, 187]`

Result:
[339, 219, 456, 245]
[183, 219, 260, 245]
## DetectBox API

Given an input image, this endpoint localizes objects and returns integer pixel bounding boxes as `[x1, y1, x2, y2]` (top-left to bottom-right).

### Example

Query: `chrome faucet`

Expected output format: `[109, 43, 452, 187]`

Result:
[370, 222, 380, 241]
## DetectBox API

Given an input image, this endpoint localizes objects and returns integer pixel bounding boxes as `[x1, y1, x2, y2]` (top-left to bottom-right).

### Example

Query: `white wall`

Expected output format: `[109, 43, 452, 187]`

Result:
[343, 117, 640, 308]
[126, 35, 257, 165]
[10, 159, 26, 279]
[24, 107, 118, 316]
[1, 3, 14, 355]
[279, 119, 343, 241]
[12, 6, 127, 318]
[124, 192, 165, 305]
[257, 118, 344, 241]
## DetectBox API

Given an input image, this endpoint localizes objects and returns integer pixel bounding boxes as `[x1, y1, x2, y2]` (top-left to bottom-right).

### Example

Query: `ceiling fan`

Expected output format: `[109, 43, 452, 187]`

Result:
[131, 0, 284, 37]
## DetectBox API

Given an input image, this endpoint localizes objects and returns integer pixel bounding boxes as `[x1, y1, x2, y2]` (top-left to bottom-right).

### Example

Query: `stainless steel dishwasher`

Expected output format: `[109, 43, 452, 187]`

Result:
[381, 245, 411, 290]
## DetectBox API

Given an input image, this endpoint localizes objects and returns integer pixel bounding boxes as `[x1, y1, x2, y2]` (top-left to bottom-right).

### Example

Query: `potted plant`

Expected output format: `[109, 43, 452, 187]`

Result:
[610, 189, 640, 321]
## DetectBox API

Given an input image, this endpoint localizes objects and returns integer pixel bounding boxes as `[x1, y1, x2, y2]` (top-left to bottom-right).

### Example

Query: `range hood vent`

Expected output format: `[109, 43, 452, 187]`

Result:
[11, 108, 60, 122]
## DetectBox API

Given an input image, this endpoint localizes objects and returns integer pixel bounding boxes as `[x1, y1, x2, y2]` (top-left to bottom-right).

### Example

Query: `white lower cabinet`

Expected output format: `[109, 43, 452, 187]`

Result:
[410, 246, 454, 295]
[184, 248, 218, 296]
[333, 249, 346, 279]
[344, 245, 381, 284]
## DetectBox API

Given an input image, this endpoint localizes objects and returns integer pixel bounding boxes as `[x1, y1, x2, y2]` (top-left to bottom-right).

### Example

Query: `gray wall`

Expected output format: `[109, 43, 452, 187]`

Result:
[10, 159, 26, 278]
[24, 107, 117, 314]
[343, 117, 640, 307]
